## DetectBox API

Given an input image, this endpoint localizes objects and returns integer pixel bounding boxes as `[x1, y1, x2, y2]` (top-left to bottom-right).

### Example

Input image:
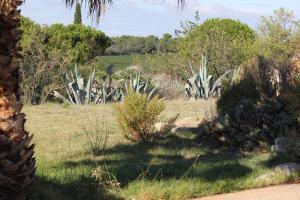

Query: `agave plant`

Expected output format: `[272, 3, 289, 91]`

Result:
[185, 57, 232, 99]
[53, 65, 123, 105]
[53, 65, 95, 105]
[92, 77, 123, 104]
[125, 73, 158, 101]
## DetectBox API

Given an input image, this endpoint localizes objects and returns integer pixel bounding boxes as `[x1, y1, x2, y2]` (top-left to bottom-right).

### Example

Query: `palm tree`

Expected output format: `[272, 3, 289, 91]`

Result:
[0, 0, 184, 199]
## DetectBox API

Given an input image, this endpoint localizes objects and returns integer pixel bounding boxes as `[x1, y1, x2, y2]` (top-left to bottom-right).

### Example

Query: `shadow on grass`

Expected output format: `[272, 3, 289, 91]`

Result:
[63, 131, 255, 187]
[260, 153, 294, 168]
[35, 131, 291, 200]
[28, 175, 122, 200]
[198, 163, 252, 182]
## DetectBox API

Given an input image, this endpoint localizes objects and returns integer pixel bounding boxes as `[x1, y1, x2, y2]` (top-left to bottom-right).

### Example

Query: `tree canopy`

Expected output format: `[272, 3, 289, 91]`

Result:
[73, 3, 82, 24]
[43, 23, 111, 63]
[179, 18, 257, 75]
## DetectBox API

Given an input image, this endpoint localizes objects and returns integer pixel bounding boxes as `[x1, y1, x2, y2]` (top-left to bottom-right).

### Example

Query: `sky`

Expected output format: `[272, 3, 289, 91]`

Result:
[21, 0, 300, 37]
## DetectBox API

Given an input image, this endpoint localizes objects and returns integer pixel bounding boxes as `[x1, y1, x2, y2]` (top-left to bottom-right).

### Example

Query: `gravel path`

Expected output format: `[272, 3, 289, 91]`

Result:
[195, 184, 300, 200]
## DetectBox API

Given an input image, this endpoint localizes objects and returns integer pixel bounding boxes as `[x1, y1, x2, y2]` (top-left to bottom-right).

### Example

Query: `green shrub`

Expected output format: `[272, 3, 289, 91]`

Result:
[179, 18, 256, 76]
[115, 92, 165, 142]
[217, 76, 259, 115]
[43, 23, 111, 64]
[200, 57, 299, 151]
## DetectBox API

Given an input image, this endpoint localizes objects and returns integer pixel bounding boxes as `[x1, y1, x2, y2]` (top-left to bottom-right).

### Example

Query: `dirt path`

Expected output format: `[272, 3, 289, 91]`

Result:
[195, 184, 300, 200]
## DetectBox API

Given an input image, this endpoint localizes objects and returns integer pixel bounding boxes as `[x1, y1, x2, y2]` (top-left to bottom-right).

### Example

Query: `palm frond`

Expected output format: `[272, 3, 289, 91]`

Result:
[64, 0, 112, 23]
[64, 0, 185, 22]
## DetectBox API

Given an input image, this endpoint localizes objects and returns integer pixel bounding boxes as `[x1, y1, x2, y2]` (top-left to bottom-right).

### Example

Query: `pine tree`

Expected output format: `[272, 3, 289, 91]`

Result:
[74, 3, 82, 24]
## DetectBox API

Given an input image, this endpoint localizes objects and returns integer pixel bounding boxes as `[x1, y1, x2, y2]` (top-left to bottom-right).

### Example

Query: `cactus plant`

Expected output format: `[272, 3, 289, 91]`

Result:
[92, 77, 123, 104]
[185, 57, 232, 99]
[125, 73, 158, 101]
[53, 65, 123, 105]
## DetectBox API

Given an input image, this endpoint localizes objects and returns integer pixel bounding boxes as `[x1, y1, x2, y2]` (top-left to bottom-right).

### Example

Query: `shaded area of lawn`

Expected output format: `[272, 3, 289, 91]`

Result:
[32, 130, 296, 200]
[30, 163, 122, 200]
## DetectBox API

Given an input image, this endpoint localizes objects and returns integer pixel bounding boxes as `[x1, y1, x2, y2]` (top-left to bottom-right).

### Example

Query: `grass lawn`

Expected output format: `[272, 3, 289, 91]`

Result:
[24, 100, 299, 200]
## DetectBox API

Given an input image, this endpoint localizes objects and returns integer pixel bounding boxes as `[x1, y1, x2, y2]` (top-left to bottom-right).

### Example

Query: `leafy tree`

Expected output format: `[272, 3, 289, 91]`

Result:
[74, 3, 82, 24]
[256, 8, 300, 89]
[20, 17, 65, 104]
[43, 24, 111, 64]
[143, 35, 159, 53]
[257, 8, 300, 66]
[179, 18, 257, 75]
[105, 35, 160, 55]
[158, 33, 177, 53]
[105, 34, 178, 55]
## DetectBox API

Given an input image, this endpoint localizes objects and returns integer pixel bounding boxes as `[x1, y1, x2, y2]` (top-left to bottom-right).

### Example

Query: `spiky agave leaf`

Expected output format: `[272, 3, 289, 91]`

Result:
[210, 70, 233, 97]
[85, 69, 95, 104]
[185, 56, 234, 99]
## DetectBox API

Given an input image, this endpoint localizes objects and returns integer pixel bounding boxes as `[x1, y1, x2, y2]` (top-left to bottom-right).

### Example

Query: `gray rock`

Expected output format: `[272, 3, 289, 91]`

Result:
[154, 122, 175, 134]
[255, 172, 276, 183]
[271, 137, 295, 153]
[275, 163, 300, 175]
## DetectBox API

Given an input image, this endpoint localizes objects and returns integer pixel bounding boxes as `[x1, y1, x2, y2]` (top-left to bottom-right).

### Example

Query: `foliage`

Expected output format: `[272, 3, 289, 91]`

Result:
[92, 165, 121, 191]
[134, 52, 189, 80]
[179, 18, 256, 75]
[92, 77, 124, 104]
[96, 55, 136, 72]
[105, 35, 159, 55]
[124, 73, 158, 101]
[256, 8, 300, 88]
[151, 74, 185, 100]
[53, 65, 96, 105]
[217, 76, 259, 115]
[158, 33, 178, 53]
[200, 97, 298, 151]
[19, 17, 112, 104]
[43, 23, 111, 64]
[185, 57, 232, 99]
[83, 119, 110, 156]
[105, 34, 177, 55]
[115, 92, 165, 142]
[175, 11, 201, 37]
[257, 8, 300, 65]
[201, 57, 299, 151]
[73, 3, 82, 24]
[20, 17, 64, 104]
[53, 65, 123, 105]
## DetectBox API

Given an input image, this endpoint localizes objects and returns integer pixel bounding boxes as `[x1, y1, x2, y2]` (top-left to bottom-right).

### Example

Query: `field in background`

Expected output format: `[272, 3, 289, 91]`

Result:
[24, 100, 298, 200]
[95, 55, 148, 71]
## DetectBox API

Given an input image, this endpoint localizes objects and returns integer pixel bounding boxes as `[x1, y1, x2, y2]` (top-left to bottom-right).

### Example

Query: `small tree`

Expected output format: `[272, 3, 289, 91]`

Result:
[74, 3, 82, 24]
[178, 18, 257, 76]
[115, 92, 165, 142]
[257, 8, 300, 88]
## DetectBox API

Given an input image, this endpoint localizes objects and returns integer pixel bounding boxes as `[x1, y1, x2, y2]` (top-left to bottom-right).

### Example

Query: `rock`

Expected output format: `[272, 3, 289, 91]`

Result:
[215, 121, 224, 130]
[171, 117, 201, 133]
[275, 163, 300, 175]
[174, 117, 200, 128]
[293, 141, 300, 158]
[171, 127, 198, 133]
[255, 172, 276, 183]
[271, 137, 295, 153]
[154, 122, 174, 134]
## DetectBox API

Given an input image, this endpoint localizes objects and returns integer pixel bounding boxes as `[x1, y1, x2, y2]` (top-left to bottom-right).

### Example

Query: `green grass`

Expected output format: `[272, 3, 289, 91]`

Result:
[96, 55, 147, 71]
[24, 100, 299, 200]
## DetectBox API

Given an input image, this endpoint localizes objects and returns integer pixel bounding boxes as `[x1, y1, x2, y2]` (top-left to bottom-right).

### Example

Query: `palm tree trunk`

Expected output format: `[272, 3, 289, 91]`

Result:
[0, 1, 35, 199]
